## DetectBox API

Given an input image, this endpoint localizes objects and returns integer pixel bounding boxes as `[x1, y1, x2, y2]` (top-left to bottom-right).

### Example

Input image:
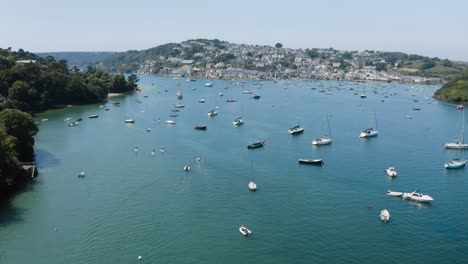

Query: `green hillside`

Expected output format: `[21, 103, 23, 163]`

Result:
[434, 71, 468, 103]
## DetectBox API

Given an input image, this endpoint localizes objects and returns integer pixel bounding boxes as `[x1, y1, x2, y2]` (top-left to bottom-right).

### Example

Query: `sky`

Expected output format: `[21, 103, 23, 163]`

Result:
[2, 0, 468, 61]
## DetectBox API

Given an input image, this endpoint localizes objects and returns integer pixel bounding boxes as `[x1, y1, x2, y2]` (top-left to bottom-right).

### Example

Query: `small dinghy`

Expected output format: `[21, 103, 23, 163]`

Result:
[386, 190, 403, 197]
[239, 225, 252, 236]
[183, 164, 191, 171]
[380, 209, 390, 223]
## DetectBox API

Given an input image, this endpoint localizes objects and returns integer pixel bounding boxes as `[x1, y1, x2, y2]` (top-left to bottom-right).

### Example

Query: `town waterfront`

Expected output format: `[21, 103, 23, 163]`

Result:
[1, 77, 467, 263]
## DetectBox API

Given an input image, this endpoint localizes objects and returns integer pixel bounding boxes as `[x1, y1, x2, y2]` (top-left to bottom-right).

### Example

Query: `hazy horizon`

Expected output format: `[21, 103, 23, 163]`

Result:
[2, 0, 468, 61]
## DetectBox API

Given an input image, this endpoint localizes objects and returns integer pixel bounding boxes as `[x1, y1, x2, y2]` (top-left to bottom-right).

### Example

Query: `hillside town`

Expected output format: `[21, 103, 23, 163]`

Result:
[119, 39, 444, 84]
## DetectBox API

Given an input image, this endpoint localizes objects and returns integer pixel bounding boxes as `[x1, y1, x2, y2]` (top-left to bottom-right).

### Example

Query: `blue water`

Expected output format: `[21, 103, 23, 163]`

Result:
[1, 77, 467, 263]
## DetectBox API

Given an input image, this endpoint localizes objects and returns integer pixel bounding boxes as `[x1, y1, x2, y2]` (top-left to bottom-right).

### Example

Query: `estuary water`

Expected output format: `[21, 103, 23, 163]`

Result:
[1, 77, 467, 263]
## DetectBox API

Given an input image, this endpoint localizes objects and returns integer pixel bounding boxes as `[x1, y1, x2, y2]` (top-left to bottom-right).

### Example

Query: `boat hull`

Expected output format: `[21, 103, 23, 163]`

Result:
[312, 138, 332, 145]
[298, 159, 324, 165]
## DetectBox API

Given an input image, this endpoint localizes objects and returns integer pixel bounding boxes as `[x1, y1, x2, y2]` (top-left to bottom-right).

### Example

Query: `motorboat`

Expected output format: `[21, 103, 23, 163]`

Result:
[78, 172, 85, 178]
[288, 125, 304, 135]
[360, 128, 378, 138]
[205, 82, 213, 87]
[165, 120, 176, 124]
[385, 167, 397, 177]
[247, 141, 266, 149]
[88, 115, 98, 119]
[124, 119, 135, 123]
[183, 164, 191, 171]
[444, 159, 467, 169]
[194, 125, 207, 130]
[176, 91, 183, 99]
[248, 181, 257, 191]
[198, 99, 205, 103]
[386, 190, 403, 197]
[146, 128, 151, 132]
[208, 110, 218, 116]
[360, 94, 367, 98]
[242, 90, 253, 94]
[298, 159, 324, 165]
[239, 225, 252, 236]
[219, 92, 224, 96]
[174, 104, 185, 108]
[233, 117, 244, 126]
[402, 190, 434, 203]
[380, 209, 390, 223]
[252, 94, 261, 100]
[68, 121, 79, 127]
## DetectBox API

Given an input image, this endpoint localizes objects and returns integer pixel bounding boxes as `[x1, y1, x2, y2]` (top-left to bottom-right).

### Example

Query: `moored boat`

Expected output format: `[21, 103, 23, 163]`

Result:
[233, 117, 244, 126]
[380, 209, 390, 223]
[444, 159, 467, 169]
[298, 159, 324, 165]
[124, 119, 135, 123]
[385, 167, 397, 177]
[288, 125, 304, 135]
[402, 190, 434, 203]
[239, 225, 252, 236]
[247, 141, 266, 149]
[386, 190, 403, 197]
[89, 114, 98, 119]
[208, 109, 218, 116]
[194, 125, 207, 130]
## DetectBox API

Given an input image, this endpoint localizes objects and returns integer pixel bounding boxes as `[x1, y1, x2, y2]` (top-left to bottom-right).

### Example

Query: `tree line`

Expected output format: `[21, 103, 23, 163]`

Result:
[0, 48, 138, 200]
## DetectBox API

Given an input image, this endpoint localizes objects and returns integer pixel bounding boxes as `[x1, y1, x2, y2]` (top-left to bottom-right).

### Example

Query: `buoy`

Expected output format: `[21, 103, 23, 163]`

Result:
[138, 256, 142, 260]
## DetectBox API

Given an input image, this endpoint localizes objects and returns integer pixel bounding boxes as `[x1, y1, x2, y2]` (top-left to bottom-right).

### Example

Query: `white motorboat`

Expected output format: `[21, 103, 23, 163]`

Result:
[208, 110, 218, 116]
[205, 82, 213, 87]
[233, 117, 244, 126]
[183, 165, 191, 171]
[124, 119, 135, 123]
[242, 90, 253, 94]
[176, 91, 183, 99]
[165, 120, 176, 124]
[78, 172, 85, 178]
[386, 190, 403, 197]
[385, 167, 397, 177]
[198, 99, 205, 103]
[239, 225, 252, 236]
[219, 92, 224, 96]
[403, 190, 434, 203]
[174, 104, 185, 108]
[380, 209, 390, 223]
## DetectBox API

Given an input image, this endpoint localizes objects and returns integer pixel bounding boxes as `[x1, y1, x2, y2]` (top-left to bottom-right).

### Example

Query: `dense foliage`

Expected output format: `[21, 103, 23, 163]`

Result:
[434, 70, 468, 103]
[36, 52, 115, 68]
[0, 109, 38, 200]
[0, 48, 136, 113]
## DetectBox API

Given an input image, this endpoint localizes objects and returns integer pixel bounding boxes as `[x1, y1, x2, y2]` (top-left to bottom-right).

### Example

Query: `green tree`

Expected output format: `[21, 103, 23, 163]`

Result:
[0, 109, 38, 161]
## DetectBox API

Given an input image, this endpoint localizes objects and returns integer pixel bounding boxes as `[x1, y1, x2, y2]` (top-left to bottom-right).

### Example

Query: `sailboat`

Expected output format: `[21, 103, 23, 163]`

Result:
[445, 104, 468, 149]
[360, 108, 379, 138]
[288, 120, 304, 135]
[248, 161, 257, 191]
[313, 114, 332, 145]
[233, 105, 244, 126]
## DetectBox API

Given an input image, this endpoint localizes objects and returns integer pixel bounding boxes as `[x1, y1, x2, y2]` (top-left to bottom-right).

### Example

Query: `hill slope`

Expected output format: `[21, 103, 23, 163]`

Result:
[434, 71, 468, 103]
[36, 52, 115, 68]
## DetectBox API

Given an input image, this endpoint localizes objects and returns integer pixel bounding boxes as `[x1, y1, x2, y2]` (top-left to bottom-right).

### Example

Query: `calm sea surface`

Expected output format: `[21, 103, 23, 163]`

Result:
[1, 77, 467, 263]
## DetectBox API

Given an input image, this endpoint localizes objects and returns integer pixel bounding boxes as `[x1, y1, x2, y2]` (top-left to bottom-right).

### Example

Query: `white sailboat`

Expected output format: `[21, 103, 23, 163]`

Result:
[445, 105, 468, 149]
[313, 114, 332, 145]
[248, 161, 257, 191]
[360, 108, 379, 138]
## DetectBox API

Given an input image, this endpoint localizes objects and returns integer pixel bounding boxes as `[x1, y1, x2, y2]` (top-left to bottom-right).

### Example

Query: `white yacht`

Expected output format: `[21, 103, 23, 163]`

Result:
[402, 190, 434, 203]
[248, 181, 257, 191]
[360, 109, 378, 138]
[313, 115, 332, 145]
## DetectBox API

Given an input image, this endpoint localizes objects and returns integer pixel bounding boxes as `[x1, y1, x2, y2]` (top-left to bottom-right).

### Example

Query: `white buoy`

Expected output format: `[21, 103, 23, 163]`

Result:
[138, 256, 142, 260]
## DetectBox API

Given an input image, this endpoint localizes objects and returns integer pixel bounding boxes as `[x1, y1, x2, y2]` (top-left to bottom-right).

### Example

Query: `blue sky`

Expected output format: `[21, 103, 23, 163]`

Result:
[2, 0, 468, 60]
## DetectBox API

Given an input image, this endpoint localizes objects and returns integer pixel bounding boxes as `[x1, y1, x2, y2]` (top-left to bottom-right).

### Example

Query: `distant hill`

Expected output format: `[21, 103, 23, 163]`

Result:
[98, 39, 467, 82]
[36, 52, 115, 68]
[434, 71, 468, 103]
